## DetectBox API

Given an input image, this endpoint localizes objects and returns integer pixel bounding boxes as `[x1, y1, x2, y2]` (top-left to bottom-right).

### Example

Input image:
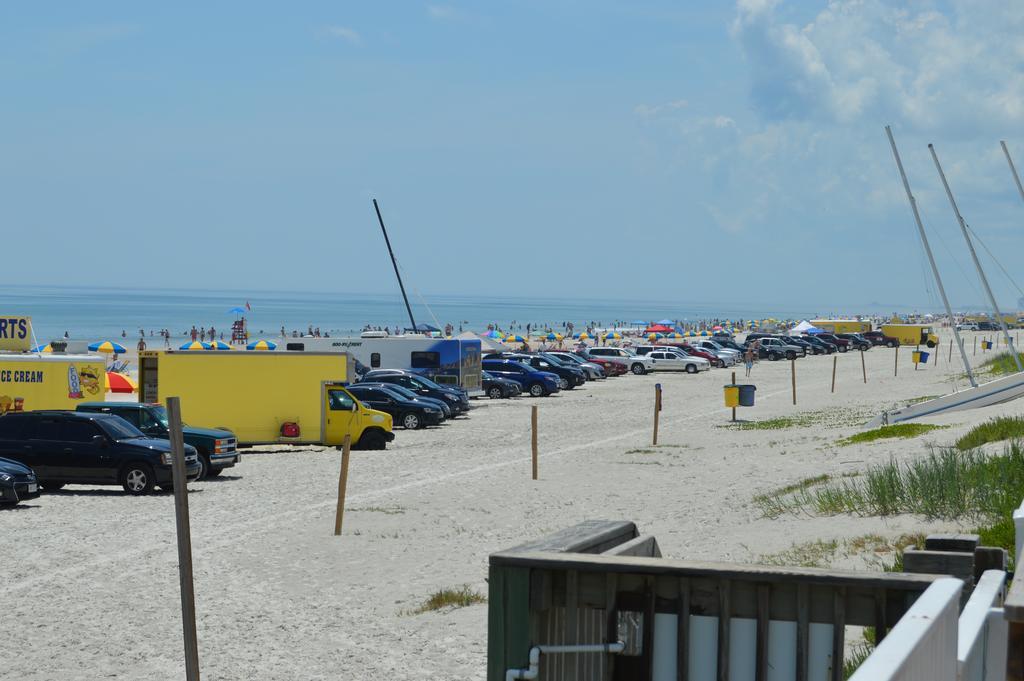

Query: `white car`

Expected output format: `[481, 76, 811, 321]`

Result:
[693, 340, 743, 362]
[586, 347, 658, 375]
[646, 349, 710, 374]
[956, 323, 979, 331]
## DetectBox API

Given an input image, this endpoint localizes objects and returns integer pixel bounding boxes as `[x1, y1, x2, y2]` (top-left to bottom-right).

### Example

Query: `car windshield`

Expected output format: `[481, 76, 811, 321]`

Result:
[370, 383, 418, 400]
[409, 375, 444, 390]
[98, 417, 147, 440]
[148, 405, 172, 428]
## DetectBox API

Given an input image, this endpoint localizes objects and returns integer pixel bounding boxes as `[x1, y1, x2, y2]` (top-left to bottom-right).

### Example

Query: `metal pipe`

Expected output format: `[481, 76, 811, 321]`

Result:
[372, 199, 417, 333]
[505, 642, 625, 681]
[929, 144, 1021, 372]
[1001, 141, 1024, 204]
[884, 126, 977, 387]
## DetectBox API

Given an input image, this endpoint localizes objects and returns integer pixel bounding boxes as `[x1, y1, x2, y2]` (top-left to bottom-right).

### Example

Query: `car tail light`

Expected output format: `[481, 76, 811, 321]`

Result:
[281, 422, 300, 438]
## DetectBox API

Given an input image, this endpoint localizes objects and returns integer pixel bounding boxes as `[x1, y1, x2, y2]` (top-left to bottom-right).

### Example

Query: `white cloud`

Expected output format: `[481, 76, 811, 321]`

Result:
[633, 99, 688, 117]
[323, 25, 361, 45]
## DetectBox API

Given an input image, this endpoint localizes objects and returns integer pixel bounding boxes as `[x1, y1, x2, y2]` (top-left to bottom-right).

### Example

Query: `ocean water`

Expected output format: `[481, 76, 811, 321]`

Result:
[6, 285, 819, 343]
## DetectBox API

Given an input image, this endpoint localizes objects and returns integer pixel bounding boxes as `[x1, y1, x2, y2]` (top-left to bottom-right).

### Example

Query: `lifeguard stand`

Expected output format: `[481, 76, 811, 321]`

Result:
[231, 317, 247, 345]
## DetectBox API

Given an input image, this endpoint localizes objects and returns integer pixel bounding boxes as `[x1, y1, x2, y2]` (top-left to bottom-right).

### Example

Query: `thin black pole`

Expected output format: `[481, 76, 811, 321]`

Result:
[373, 199, 417, 332]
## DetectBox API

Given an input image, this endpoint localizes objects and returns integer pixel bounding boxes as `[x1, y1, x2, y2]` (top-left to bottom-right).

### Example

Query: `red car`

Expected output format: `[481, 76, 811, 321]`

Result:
[574, 350, 627, 376]
[678, 344, 723, 367]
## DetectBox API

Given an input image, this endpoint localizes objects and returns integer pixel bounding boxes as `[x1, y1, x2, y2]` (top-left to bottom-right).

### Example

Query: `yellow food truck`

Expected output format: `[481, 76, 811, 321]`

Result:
[809, 319, 872, 334]
[879, 324, 940, 348]
[0, 353, 107, 414]
[138, 350, 394, 449]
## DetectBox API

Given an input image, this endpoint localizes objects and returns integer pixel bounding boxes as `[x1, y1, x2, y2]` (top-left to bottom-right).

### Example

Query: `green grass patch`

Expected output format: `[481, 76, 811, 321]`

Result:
[978, 351, 1024, 376]
[722, 408, 873, 431]
[759, 539, 839, 568]
[956, 416, 1024, 450]
[755, 475, 831, 518]
[974, 515, 1016, 570]
[406, 585, 486, 615]
[906, 395, 939, 405]
[766, 444, 1024, 522]
[844, 640, 874, 680]
[837, 423, 945, 446]
[625, 448, 657, 455]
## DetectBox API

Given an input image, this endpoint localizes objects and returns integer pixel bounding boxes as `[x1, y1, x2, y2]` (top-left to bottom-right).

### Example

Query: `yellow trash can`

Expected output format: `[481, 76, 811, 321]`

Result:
[724, 385, 739, 408]
[912, 350, 922, 364]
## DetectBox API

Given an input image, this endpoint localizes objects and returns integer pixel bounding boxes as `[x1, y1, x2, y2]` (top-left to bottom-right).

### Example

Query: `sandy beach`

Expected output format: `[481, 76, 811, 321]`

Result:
[1, 332, 1015, 680]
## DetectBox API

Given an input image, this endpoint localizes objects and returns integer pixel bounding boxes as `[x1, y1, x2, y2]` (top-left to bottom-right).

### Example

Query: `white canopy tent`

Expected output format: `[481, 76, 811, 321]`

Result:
[790, 320, 820, 334]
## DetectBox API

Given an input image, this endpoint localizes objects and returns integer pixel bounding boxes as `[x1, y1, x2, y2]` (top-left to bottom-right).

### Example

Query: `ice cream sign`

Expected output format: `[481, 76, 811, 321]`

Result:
[0, 316, 32, 352]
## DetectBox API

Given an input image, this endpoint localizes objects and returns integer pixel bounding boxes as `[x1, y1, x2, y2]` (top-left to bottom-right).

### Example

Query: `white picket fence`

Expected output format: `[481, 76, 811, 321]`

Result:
[849, 496, 1024, 681]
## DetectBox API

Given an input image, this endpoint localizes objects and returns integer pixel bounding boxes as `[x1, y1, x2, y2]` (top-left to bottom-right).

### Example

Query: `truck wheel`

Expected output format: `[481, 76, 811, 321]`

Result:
[887, 341, 897, 348]
[195, 455, 209, 481]
[715, 359, 725, 368]
[686, 364, 697, 374]
[40, 482, 65, 491]
[121, 464, 155, 495]
[529, 383, 546, 397]
[488, 386, 504, 399]
[839, 346, 848, 353]
[631, 363, 646, 375]
[926, 340, 936, 348]
[205, 467, 223, 478]
[401, 412, 422, 430]
[358, 429, 388, 450]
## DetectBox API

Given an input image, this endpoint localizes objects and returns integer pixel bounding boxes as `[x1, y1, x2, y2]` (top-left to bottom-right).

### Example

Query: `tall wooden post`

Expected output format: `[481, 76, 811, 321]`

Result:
[974, 336, 977, 355]
[894, 346, 899, 377]
[333, 434, 352, 536]
[652, 384, 661, 445]
[166, 397, 201, 681]
[531, 406, 538, 480]
[791, 359, 796, 405]
[831, 355, 838, 393]
[731, 371, 736, 422]
[860, 349, 867, 383]
[948, 338, 953, 363]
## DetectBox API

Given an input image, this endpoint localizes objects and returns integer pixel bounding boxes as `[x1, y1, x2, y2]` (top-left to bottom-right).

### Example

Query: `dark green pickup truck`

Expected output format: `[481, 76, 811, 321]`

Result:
[76, 402, 239, 480]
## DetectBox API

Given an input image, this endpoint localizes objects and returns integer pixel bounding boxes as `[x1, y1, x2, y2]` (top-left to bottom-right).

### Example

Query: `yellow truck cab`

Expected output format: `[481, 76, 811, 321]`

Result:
[138, 350, 394, 449]
[879, 324, 939, 348]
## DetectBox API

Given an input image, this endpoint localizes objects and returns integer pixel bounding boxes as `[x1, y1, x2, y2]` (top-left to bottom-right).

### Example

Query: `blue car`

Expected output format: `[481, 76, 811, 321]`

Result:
[481, 359, 561, 397]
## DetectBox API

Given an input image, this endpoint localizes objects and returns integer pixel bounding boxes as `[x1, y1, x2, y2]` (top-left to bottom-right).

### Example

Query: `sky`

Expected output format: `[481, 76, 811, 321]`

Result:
[2, 1, 1023, 312]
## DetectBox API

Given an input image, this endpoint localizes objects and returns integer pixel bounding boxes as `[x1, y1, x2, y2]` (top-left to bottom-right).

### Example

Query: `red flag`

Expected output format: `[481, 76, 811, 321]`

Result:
[245, 301, 251, 311]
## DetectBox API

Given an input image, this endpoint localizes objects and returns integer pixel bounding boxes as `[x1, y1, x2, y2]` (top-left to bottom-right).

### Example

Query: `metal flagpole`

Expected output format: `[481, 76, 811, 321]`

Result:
[372, 199, 418, 333]
[929, 144, 1021, 372]
[885, 126, 977, 387]
[1001, 141, 1024, 204]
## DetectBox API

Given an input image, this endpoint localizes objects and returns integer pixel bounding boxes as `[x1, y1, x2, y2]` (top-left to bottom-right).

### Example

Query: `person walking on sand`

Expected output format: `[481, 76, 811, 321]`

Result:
[744, 344, 754, 377]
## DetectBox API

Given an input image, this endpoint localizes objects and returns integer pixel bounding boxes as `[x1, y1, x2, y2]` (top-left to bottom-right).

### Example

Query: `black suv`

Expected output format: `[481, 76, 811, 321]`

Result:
[360, 370, 471, 415]
[347, 384, 444, 429]
[0, 411, 200, 495]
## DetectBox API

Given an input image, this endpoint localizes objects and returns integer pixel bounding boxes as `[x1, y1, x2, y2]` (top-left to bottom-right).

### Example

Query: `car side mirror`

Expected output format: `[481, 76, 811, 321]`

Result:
[350, 402, 358, 412]
[92, 435, 108, 448]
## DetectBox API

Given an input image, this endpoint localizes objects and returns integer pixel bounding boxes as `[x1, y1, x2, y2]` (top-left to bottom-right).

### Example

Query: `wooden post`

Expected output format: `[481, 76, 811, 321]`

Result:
[948, 338, 953, 363]
[894, 345, 899, 377]
[791, 358, 796, 405]
[731, 371, 736, 422]
[831, 355, 837, 393]
[860, 348, 867, 383]
[166, 397, 201, 681]
[531, 406, 538, 480]
[974, 336, 977, 355]
[333, 434, 352, 536]
[652, 384, 661, 445]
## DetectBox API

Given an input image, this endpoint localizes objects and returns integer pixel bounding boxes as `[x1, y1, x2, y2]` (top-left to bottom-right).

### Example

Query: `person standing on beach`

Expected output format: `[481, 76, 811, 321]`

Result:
[744, 344, 754, 377]
[138, 337, 147, 353]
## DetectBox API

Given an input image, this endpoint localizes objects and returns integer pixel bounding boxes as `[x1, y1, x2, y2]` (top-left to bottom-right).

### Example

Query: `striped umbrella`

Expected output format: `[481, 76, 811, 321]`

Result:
[685, 331, 698, 337]
[106, 371, 138, 394]
[604, 332, 622, 340]
[246, 339, 277, 351]
[505, 334, 527, 343]
[667, 332, 684, 339]
[179, 341, 211, 350]
[31, 344, 52, 353]
[484, 330, 502, 339]
[647, 333, 664, 341]
[208, 340, 231, 350]
[89, 341, 127, 354]
[700, 330, 710, 336]
[572, 332, 590, 340]
[545, 332, 563, 341]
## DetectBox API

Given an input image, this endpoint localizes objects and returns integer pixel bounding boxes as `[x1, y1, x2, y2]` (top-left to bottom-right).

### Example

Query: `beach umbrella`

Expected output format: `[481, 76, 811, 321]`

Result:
[89, 341, 127, 354]
[106, 371, 137, 394]
[207, 340, 231, 350]
[545, 332, 563, 341]
[629, 320, 647, 326]
[656, 319, 675, 325]
[647, 333, 664, 341]
[484, 330, 502, 339]
[31, 344, 52, 353]
[700, 330, 710, 336]
[179, 341, 211, 350]
[228, 306, 247, 315]
[505, 334, 527, 343]
[685, 331, 697, 337]
[712, 325, 723, 331]
[604, 332, 622, 340]
[666, 332, 683, 339]
[246, 339, 277, 351]
[572, 332, 590, 340]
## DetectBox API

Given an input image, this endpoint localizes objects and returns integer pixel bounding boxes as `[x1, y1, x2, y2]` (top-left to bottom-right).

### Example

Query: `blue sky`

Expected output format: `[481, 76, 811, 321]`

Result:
[2, 1, 1023, 312]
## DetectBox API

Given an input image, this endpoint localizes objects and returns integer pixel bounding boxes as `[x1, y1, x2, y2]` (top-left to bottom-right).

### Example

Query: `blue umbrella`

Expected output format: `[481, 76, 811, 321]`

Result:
[656, 319, 675, 325]
[228, 307, 247, 314]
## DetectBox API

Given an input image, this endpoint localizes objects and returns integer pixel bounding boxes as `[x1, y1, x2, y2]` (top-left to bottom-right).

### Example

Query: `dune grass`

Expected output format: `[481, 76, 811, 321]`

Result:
[406, 585, 486, 615]
[956, 416, 1024, 450]
[836, 423, 945, 446]
[978, 351, 1024, 376]
[758, 444, 1024, 521]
